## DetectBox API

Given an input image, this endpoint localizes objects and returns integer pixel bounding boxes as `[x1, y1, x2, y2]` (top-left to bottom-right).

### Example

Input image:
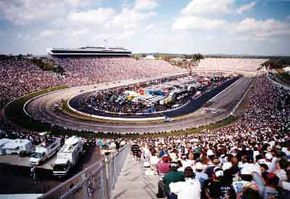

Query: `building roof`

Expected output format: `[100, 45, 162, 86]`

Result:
[48, 46, 131, 56]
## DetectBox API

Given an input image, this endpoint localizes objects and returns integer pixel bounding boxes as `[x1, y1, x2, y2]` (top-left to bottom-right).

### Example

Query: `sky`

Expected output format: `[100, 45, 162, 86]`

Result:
[0, 0, 290, 56]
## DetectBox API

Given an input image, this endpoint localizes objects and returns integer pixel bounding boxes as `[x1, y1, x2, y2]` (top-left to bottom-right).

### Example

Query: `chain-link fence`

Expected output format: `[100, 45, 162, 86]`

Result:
[39, 145, 130, 199]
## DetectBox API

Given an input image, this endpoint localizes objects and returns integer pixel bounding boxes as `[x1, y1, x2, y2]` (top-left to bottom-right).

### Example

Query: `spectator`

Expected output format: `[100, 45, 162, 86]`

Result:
[170, 166, 201, 199]
[156, 161, 184, 198]
[204, 167, 236, 199]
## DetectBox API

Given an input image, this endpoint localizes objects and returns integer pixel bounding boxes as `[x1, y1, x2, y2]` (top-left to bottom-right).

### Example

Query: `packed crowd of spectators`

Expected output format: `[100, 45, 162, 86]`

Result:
[54, 57, 185, 86]
[196, 58, 268, 72]
[131, 75, 290, 199]
[0, 56, 185, 109]
[0, 56, 267, 110]
[0, 54, 289, 198]
[0, 58, 65, 108]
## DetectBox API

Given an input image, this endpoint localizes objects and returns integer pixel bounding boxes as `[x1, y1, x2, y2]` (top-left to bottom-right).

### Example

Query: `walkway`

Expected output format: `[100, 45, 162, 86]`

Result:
[110, 154, 161, 199]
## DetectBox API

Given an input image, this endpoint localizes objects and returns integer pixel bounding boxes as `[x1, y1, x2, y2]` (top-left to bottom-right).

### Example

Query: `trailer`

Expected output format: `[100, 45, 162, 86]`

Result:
[53, 136, 83, 176]
[0, 138, 11, 155]
[1, 139, 33, 156]
[29, 137, 61, 165]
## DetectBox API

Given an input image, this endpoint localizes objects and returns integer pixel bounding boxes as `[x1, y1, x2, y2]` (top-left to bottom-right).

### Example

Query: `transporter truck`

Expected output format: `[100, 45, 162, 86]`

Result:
[53, 136, 83, 176]
[29, 137, 61, 165]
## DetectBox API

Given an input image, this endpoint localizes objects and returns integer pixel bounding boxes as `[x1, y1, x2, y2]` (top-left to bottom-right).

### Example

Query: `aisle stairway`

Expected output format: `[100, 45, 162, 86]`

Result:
[110, 154, 162, 199]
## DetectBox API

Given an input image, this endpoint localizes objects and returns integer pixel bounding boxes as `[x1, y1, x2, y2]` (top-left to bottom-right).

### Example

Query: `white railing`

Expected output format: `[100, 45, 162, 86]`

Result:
[39, 145, 130, 199]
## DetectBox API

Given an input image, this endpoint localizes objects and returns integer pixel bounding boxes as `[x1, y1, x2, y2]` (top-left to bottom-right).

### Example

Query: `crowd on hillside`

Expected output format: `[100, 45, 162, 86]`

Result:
[0, 56, 267, 109]
[0, 59, 65, 108]
[0, 57, 184, 108]
[54, 57, 185, 86]
[196, 58, 267, 72]
[0, 57, 289, 198]
[130, 75, 290, 199]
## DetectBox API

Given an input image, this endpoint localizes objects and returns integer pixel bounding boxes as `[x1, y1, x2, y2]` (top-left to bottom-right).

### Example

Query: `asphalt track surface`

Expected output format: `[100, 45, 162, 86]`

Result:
[69, 77, 239, 118]
[25, 76, 253, 134]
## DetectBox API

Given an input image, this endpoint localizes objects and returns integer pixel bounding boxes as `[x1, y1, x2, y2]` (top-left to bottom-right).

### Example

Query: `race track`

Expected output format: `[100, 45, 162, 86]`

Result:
[25, 76, 253, 133]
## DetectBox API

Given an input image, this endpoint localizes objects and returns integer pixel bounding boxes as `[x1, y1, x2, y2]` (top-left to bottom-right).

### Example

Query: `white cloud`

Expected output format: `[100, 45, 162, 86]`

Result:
[0, 0, 63, 25]
[108, 8, 156, 29]
[174, 0, 232, 31]
[38, 30, 61, 38]
[1, 0, 290, 56]
[117, 30, 136, 40]
[145, 24, 155, 32]
[34, 0, 159, 47]
[236, 1, 255, 15]
[134, 0, 159, 11]
[67, 8, 116, 26]
[0, 0, 94, 25]
[205, 35, 216, 40]
[233, 18, 290, 39]
[182, 0, 234, 16]
[70, 28, 89, 38]
[173, 16, 225, 30]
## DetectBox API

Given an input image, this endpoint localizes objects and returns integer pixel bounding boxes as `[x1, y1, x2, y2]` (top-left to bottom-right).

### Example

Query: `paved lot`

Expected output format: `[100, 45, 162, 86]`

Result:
[0, 155, 55, 170]
[0, 145, 101, 194]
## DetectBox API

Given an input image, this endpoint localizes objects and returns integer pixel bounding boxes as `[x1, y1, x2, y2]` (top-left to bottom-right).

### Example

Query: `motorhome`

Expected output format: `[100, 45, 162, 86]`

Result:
[29, 137, 61, 165]
[0, 138, 11, 155]
[1, 139, 33, 156]
[53, 136, 83, 176]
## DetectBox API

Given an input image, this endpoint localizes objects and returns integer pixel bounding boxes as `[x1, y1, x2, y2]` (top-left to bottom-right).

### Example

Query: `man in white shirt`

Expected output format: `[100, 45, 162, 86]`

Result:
[169, 166, 201, 199]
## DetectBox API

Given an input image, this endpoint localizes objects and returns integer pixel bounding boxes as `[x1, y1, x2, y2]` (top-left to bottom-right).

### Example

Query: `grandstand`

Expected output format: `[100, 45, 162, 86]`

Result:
[48, 46, 131, 56]
[0, 59, 64, 107]
[53, 55, 186, 86]
[0, 48, 186, 107]
[1, 51, 289, 199]
[195, 58, 268, 72]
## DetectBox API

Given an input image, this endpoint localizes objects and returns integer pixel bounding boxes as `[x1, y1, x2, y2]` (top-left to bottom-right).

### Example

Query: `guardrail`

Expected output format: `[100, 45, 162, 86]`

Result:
[39, 145, 130, 199]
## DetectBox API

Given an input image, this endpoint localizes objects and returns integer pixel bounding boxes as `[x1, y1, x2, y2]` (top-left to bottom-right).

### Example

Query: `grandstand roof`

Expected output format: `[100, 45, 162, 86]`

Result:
[48, 46, 131, 56]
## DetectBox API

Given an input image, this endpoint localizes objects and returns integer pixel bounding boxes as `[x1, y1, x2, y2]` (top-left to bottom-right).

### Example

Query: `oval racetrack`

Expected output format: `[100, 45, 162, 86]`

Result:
[25, 76, 253, 133]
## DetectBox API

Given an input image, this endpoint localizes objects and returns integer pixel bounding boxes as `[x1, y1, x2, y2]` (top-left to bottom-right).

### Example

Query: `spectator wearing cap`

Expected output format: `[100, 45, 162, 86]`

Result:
[194, 162, 208, 189]
[232, 167, 256, 195]
[265, 152, 275, 172]
[205, 158, 220, 179]
[259, 163, 269, 174]
[281, 146, 290, 159]
[203, 167, 236, 199]
[206, 149, 215, 164]
[156, 161, 184, 198]
[169, 166, 201, 199]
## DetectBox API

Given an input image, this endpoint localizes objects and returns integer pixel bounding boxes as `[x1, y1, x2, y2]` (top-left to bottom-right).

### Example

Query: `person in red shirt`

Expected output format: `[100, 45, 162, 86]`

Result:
[156, 155, 171, 176]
